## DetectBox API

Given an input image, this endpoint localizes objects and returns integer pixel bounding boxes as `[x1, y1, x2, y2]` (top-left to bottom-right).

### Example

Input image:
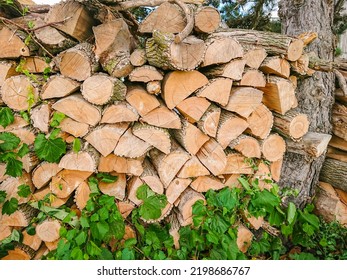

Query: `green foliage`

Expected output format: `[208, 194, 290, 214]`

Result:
[72, 138, 81, 154]
[17, 184, 31, 198]
[2, 198, 18, 215]
[96, 173, 118, 183]
[0, 107, 14, 128]
[34, 132, 66, 163]
[50, 112, 66, 128]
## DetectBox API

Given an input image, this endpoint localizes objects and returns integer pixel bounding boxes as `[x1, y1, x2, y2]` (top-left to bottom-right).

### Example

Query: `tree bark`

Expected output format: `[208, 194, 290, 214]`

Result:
[278, 0, 335, 207]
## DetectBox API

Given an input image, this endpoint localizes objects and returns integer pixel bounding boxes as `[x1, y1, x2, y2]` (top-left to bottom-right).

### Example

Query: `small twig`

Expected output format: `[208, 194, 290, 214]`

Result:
[334, 69, 347, 96]
[171, 0, 194, 44]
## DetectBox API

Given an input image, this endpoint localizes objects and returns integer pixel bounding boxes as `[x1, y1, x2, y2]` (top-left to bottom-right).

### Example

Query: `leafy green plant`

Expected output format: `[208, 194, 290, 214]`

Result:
[34, 130, 66, 163]
[0, 107, 14, 128]
[50, 112, 65, 128]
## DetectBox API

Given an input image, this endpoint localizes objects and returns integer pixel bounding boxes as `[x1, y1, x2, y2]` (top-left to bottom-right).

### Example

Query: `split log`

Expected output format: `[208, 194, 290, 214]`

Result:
[229, 135, 261, 159]
[93, 19, 134, 78]
[239, 69, 266, 87]
[117, 201, 135, 219]
[203, 59, 246, 80]
[1, 75, 39, 111]
[74, 181, 91, 210]
[149, 140, 190, 187]
[129, 65, 163, 83]
[140, 159, 164, 194]
[101, 102, 139, 124]
[236, 224, 253, 253]
[196, 78, 232, 106]
[177, 155, 210, 178]
[99, 173, 126, 200]
[320, 159, 347, 193]
[0, 27, 34, 58]
[139, 2, 185, 34]
[285, 132, 331, 158]
[172, 119, 209, 155]
[126, 84, 160, 116]
[50, 170, 92, 198]
[0, 224, 11, 241]
[98, 154, 144, 176]
[146, 80, 161, 95]
[0, 173, 34, 204]
[260, 134, 286, 162]
[273, 110, 309, 141]
[44, 240, 58, 251]
[22, 152, 39, 173]
[81, 74, 127, 105]
[223, 151, 254, 175]
[223, 174, 242, 188]
[36, 219, 61, 242]
[1, 204, 38, 227]
[162, 70, 208, 109]
[132, 123, 171, 154]
[332, 102, 347, 142]
[222, 87, 263, 118]
[32, 162, 62, 189]
[33, 245, 49, 260]
[85, 123, 129, 157]
[314, 182, 347, 226]
[41, 75, 80, 100]
[196, 104, 221, 138]
[259, 76, 297, 115]
[270, 159, 283, 182]
[22, 230, 42, 251]
[194, 6, 221, 34]
[31, 187, 68, 208]
[166, 178, 191, 204]
[215, 29, 304, 61]
[260, 56, 291, 78]
[191, 176, 224, 192]
[141, 105, 181, 129]
[201, 36, 243, 67]
[196, 138, 227, 176]
[21, 57, 50, 74]
[0, 61, 18, 87]
[58, 118, 90, 138]
[1, 243, 35, 260]
[216, 111, 248, 149]
[127, 176, 144, 205]
[242, 210, 264, 230]
[176, 97, 210, 124]
[45, 1, 95, 41]
[246, 103, 274, 140]
[30, 104, 50, 133]
[290, 54, 310, 76]
[243, 47, 267, 69]
[10, 127, 36, 146]
[177, 188, 205, 226]
[329, 135, 347, 152]
[130, 48, 147, 67]
[58, 149, 98, 172]
[56, 43, 99, 81]
[146, 31, 206, 71]
[52, 94, 101, 126]
[114, 127, 152, 158]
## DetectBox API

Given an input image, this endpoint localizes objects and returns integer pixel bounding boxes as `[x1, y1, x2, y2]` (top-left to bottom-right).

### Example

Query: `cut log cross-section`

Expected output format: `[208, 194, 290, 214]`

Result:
[260, 56, 291, 78]
[239, 69, 266, 87]
[41, 75, 80, 100]
[203, 59, 246, 80]
[129, 65, 163, 83]
[260, 134, 286, 162]
[177, 155, 210, 178]
[30, 104, 50, 133]
[126, 84, 160, 116]
[140, 105, 181, 129]
[196, 78, 233, 106]
[98, 154, 144, 176]
[99, 173, 126, 201]
[130, 49, 147, 67]
[243, 47, 267, 69]
[229, 135, 261, 159]
[223, 151, 254, 175]
[166, 178, 192, 204]
[32, 162, 62, 189]
[177, 188, 205, 226]
[140, 159, 164, 194]
[176, 96, 211, 123]
[58, 118, 90, 138]
[191, 176, 225, 192]
[0, 27, 31, 58]
[36, 220, 61, 243]
[246, 103, 274, 140]
[0, 61, 18, 87]
[1, 204, 38, 227]
[101, 102, 139, 124]
[197, 104, 221, 138]
[194, 6, 221, 34]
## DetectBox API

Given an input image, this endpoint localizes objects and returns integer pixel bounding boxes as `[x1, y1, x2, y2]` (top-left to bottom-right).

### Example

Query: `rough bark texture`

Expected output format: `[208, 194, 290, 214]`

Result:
[278, 0, 335, 206]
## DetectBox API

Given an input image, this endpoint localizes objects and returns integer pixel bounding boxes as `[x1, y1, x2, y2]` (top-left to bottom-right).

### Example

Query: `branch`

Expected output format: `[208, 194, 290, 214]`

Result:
[172, 0, 194, 43]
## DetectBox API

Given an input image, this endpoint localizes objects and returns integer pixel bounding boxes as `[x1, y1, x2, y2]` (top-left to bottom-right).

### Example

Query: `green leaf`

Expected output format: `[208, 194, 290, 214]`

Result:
[20, 111, 30, 123]
[80, 216, 90, 228]
[34, 133, 66, 163]
[238, 177, 251, 191]
[99, 248, 113, 260]
[139, 194, 167, 220]
[210, 214, 229, 234]
[75, 231, 87, 246]
[121, 248, 135, 260]
[88, 177, 100, 194]
[2, 198, 18, 215]
[136, 184, 154, 200]
[303, 223, 315, 236]
[216, 187, 238, 210]
[72, 138, 81, 153]
[290, 252, 318, 260]
[124, 238, 137, 248]
[96, 173, 118, 183]
[269, 210, 284, 227]
[287, 202, 297, 224]
[299, 210, 320, 229]
[49, 128, 61, 140]
[0, 107, 14, 128]
[5, 157, 23, 177]
[17, 184, 31, 198]
[17, 144, 30, 158]
[97, 207, 109, 221]
[0, 190, 6, 203]
[86, 241, 102, 257]
[0, 132, 20, 151]
[50, 112, 65, 128]
[251, 189, 280, 213]
[90, 221, 109, 241]
[206, 231, 219, 244]
[70, 247, 83, 260]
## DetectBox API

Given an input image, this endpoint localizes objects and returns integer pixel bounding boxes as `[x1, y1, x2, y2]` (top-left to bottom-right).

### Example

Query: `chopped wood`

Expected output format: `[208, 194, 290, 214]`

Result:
[169, 212, 180, 249]
[141, 105, 181, 129]
[99, 172, 126, 200]
[58, 117, 90, 138]
[126, 84, 160, 116]
[291, 54, 310, 76]
[130, 48, 147, 67]
[320, 159, 347, 193]
[146, 80, 161, 95]
[253, 161, 272, 191]
[98, 154, 144, 176]
[216, 110, 248, 149]
[176, 97, 210, 124]
[243, 47, 267, 69]
[223, 151, 254, 175]
[41, 75, 80, 100]
[101, 102, 139, 124]
[85, 123, 129, 157]
[0, 115, 28, 132]
[127, 176, 144, 205]
[166, 178, 191, 204]
[52, 94, 101, 126]
[194, 6, 221, 34]
[36, 219, 61, 242]
[326, 147, 347, 162]
[0, 27, 31, 58]
[329, 135, 347, 152]
[297, 32, 318, 46]
[177, 187, 205, 226]
[0, 61, 18, 87]
[1, 75, 39, 111]
[31, 186, 68, 208]
[196, 104, 221, 137]
[114, 127, 152, 158]
[59, 149, 98, 172]
[242, 210, 264, 230]
[177, 155, 210, 178]
[203, 59, 246, 80]
[260, 56, 291, 78]
[1, 244, 35, 260]
[246, 103, 274, 140]
[30, 103, 50, 133]
[117, 201, 135, 219]
[236, 224, 253, 253]
[260, 134, 286, 162]
[172, 118, 209, 155]
[239, 69, 266, 87]
[129, 65, 163, 83]
[21, 57, 50, 74]
[0, 173, 34, 204]
[191, 176, 224, 192]
[222, 87, 263, 118]
[133, 122, 171, 154]
[1, 204, 38, 227]
[146, 31, 205, 71]
[32, 162, 62, 189]
[162, 70, 208, 109]
[44, 240, 59, 251]
[273, 110, 309, 140]
[270, 159, 283, 182]
[22, 152, 39, 173]
[196, 78, 232, 106]
[140, 159, 164, 194]
[81, 74, 127, 105]
[229, 135, 261, 159]
[22, 230, 42, 251]
[74, 181, 91, 210]
[223, 174, 242, 188]
[332, 102, 347, 141]
[196, 138, 227, 176]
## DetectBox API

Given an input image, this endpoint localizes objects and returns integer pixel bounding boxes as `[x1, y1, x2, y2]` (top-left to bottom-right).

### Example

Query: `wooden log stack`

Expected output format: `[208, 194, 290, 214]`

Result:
[0, 0, 332, 259]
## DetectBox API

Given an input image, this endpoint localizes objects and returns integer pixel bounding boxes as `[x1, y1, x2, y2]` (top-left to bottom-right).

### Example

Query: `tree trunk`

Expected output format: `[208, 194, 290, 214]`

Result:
[278, 0, 335, 206]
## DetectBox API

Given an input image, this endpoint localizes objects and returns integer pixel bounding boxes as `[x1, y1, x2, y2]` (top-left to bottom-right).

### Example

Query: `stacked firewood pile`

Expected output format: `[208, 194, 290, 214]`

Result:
[0, 0, 336, 259]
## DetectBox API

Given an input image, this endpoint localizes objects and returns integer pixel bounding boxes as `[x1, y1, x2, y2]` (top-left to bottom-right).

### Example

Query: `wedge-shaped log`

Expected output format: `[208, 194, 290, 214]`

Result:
[98, 154, 144, 176]
[197, 104, 221, 138]
[223, 151, 254, 174]
[177, 155, 210, 178]
[101, 102, 139, 124]
[126, 84, 160, 116]
[246, 103, 273, 140]
[41, 75, 80, 100]
[0, 27, 33, 58]
[30, 103, 50, 133]
[140, 158, 164, 194]
[239, 69, 266, 87]
[58, 117, 90, 138]
[191, 176, 225, 192]
[177, 188, 205, 226]
[32, 162, 62, 189]
[1, 204, 38, 227]
[203, 59, 246, 80]
[196, 78, 232, 106]
[0, 173, 34, 204]
[59, 150, 98, 172]
[229, 135, 261, 159]
[243, 47, 267, 69]
[141, 104, 181, 129]
[166, 178, 192, 204]
[99, 172, 126, 201]
[127, 176, 145, 206]
[0, 61, 18, 87]
[260, 56, 291, 78]
[176, 96, 210, 123]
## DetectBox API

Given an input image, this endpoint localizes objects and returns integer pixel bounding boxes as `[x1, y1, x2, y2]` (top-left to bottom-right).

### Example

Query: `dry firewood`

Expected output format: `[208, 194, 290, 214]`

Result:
[166, 178, 191, 204]
[127, 176, 144, 205]
[117, 201, 135, 219]
[239, 69, 266, 87]
[177, 155, 210, 178]
[202, 59, 246, 80]
[140, 158, 164, 194]
[243, 47, 267, 69]
[260, 134, 286, 162]
[229, 135, 261, 159]
[253, 161, 272, 191]
[98, 154, 144, 176]
[196, 78, 233, 106]
[194, 6, 220, 34]
[329, 135, 347, 152]
[176, 96, 210, 124]
[126, 84, 160, 116]
[30, 103, 50, 133]
[270, 158, 283, 182]
[101, 102, 139, 124]
[130, 48, 147, 67]
[36, 219, 61, 242]
[59, 148, 98, 172]
[236, 224, 253, 253]
[31, 186, 69, 208]
[19, 57, 50, 74]
[177, 187, 205, 226]
[191, 176, 225, 192]
[58, 117, 90, 138]
[196, 104, 221, 138]
[146, 80, 161, 95]
[223, 150, 253, 175]
[0, 115, 28, 132]
[162, 70, 208, 109]
[22, 230, 42, 251]
[0, 173, 34, 204]
[129, 65, 163, 83]
[1, 204, 38, 227]
[0, 61, 18, 87]
[140, 104, 181, 129]
[99, 172, 126, 200]
[41, 75, 80, 100]
[246, 103, 274, 140]
[32, 162, 62, 189]
[332, 102, 347, 141]
[260, 56, 291, 78]
[1, 243, 36, 260]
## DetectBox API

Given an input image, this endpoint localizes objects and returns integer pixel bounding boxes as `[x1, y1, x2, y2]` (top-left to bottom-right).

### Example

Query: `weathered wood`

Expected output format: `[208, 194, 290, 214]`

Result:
[162, 70, 208, 109]
[329, 135, 347, 152]
[177, 155, 210, 178]
[1, 204, 37, 227]
[332, 102, 347, 142]
[101, 102, 139, 124]
[196, 104, 221, 138]
[0, 27, 33, 58]
[21, 57, 50, 74]
[126, 84, 160, 116]
[41, 75, 80, 100]
[229, 135, 261, 159]
[194, 6, 221, 34]
[127, 176, 144, 205]
[260, 134, 286, 162]
[236, 224, 253, 253]
[320, 159, 347, 193]
[196, 78, 232, 106]
[22, 230, 42, 251]
[31, 186, 68, 208]
[270, 159, 283, 182]
[326, 147, 347, 163]
[260, 56, 291, 78]
[246, 104, 273, 139]
[99, 172, 126, 200]
[98, 154, 144, 176]
[0, 173, 34, 204]
[146, 80, 161, 95]
[1, 244, 35, 260]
